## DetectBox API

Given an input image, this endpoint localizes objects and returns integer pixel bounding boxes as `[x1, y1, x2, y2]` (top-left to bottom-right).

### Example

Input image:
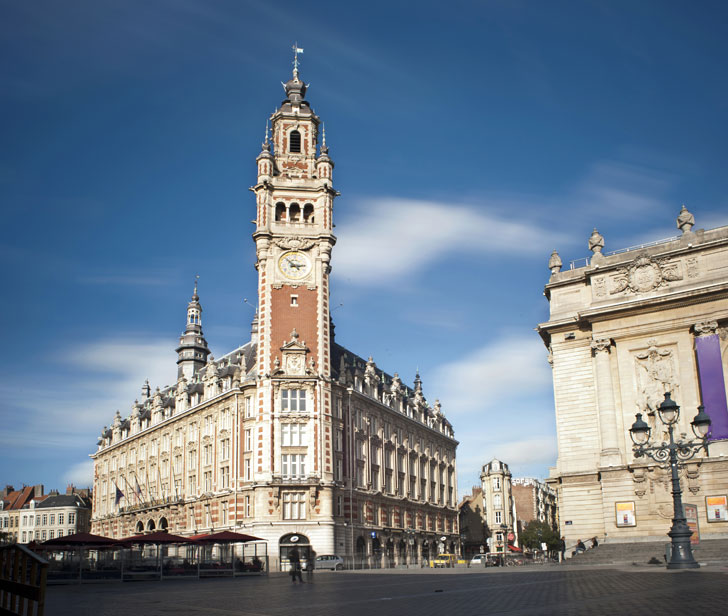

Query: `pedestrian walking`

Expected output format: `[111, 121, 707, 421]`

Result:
[307, 549, 316, 581]
[559, 537, 566, 562]
[288, 547, 303, 583]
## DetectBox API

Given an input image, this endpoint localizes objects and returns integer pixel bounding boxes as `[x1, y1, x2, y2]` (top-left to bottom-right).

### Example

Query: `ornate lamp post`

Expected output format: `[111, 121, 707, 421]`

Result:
[629, 392, 711, 569]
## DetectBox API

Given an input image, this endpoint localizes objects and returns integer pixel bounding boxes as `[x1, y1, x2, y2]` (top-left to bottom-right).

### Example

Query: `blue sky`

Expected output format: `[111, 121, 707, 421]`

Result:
[2, 0, 728, 498]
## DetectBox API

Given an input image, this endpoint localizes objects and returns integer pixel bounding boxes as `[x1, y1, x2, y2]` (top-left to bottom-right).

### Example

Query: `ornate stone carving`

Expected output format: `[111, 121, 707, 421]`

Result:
[634, 340, 678, 415]
[591, 337, 612, 354]
[593, 276, 607, 298]
[677, 204, 695, 234]
[285, 353, 305, 375]
[273, 237, 315, 251]
[609, 254, 683, 295]
[686, 256, 699, 278]
[693, 320, 718, 337]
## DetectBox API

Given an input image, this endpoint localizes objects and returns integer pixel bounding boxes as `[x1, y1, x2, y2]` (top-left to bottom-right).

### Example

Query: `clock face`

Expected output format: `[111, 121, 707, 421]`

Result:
[278, 251, 311, 280]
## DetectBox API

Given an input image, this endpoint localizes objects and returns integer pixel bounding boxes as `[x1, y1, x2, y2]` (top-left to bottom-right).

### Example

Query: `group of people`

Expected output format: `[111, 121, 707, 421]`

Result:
[574, 537, 599, 555]
[557, 536, 599, 561]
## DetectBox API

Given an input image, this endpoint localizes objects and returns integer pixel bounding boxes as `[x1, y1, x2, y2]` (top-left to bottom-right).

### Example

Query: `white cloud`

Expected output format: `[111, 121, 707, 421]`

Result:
[334, 198, 567, 284]
[1, 337, 176, 449]
[428, 336, 557, 497]
[63, 460, 94, 487]
[430, 336, 552, 415]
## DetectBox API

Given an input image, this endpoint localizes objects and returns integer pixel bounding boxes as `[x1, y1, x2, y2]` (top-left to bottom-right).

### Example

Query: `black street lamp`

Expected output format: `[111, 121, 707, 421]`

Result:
[629, 392, 711, 569]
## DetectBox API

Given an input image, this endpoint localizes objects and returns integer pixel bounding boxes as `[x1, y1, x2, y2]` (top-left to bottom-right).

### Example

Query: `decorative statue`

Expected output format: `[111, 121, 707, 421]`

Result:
[677, 204, 695, 234]
[588, 228, 604, 254]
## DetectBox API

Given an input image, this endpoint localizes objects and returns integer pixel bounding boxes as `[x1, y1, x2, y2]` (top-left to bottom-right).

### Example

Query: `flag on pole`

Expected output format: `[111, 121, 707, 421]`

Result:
[294, 46, 304, 54]
[114, 482, 124, 506]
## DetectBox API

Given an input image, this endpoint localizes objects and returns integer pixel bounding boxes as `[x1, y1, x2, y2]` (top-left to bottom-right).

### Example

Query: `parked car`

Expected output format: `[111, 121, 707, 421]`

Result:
[469, 554, 486, 566]
[315, 554, 344, 571]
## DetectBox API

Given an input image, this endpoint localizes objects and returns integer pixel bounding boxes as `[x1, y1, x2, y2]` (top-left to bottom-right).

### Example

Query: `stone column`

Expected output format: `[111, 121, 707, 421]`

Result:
[591, 337, 622, 466]
[693, 321, 728, 440]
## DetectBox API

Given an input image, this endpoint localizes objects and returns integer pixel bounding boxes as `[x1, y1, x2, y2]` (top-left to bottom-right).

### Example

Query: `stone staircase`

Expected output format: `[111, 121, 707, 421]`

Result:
[564, 538, 728, 566]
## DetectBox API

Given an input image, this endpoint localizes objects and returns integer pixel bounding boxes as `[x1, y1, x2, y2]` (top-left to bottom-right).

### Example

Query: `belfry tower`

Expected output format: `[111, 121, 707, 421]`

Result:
[250, 55, 338, 488]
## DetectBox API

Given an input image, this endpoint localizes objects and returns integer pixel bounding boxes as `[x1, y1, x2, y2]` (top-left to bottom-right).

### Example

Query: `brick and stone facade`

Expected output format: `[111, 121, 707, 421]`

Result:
[538, 208, 728, 548]
[90, 60, 458, 569]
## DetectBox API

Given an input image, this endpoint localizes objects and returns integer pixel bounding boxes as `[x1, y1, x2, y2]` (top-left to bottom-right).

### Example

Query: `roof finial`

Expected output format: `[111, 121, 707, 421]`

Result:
[292, 43, 304, 78]
[321, 122, 328, 154]
[262, 119, 270, 152]
[193, 275, 199, 300]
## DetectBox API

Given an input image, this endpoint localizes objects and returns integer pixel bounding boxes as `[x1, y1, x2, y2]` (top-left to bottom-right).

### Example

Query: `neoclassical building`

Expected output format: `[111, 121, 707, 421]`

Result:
[480, 459, 516, 552]
[539, 208, 728, 547]
[90, 61, 459, 568]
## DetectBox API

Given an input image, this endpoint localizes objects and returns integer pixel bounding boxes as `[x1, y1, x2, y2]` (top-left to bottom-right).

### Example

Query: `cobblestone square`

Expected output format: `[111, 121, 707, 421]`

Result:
[46, 565, 728, 616]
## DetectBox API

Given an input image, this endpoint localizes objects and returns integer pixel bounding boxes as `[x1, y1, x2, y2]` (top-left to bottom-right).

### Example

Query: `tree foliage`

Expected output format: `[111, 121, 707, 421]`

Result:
[519, 521, 560, 551]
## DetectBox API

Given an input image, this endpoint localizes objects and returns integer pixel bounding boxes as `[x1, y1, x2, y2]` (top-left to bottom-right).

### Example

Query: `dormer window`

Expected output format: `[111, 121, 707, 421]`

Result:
[289, 130, 301, 153]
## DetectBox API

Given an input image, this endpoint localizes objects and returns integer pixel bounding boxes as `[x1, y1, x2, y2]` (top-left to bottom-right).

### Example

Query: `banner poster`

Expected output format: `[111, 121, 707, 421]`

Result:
[706, 495, 728, 522]
[684, 503, 699, 545]
[615, 501, 636, 527]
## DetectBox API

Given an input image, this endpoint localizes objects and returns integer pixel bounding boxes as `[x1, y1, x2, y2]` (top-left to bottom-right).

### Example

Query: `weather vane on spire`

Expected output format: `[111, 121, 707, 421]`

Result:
[292, 43, 304, 76]
[193, 274, 199, 296]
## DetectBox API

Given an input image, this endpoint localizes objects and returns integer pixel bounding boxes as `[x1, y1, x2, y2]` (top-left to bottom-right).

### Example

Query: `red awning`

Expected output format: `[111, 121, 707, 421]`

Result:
[117, 530, 193, 545]
[507, 544, 523, 552]
[191, 531, 263, 543]
[41, 532, 118, 548]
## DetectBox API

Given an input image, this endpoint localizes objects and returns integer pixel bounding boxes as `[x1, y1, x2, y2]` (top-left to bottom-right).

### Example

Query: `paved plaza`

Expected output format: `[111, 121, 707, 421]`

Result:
[45, 564, 728, 616]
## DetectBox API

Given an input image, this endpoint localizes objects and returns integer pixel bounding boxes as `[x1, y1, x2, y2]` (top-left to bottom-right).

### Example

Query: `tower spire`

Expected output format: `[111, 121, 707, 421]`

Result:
[175, 277, 210, 380]
[292, 43, 304, 78]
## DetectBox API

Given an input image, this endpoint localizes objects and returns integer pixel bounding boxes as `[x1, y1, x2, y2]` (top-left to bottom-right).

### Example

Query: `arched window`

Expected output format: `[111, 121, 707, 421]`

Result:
[146, 519, 156, 531]
[289, 203, 301, 222]
[275, 202, 286, 222]
[303, 203, 314, 223]
[289, 130, 301, 153]
[135, 521, 144, 532]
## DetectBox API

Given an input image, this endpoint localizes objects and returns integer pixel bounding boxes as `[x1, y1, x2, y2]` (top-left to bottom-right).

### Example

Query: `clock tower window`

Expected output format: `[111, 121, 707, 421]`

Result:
[303, 203, 314, 222]
[275, 202, 286, 221]
[289, 130, 301, 153]
[289, 203, 301, 222]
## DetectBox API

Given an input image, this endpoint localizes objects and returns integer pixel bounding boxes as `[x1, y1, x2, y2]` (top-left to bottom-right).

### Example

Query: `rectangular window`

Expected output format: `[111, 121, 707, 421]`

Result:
[334, 397, 342, 419]
[245, 396, 253, 418]
[189, 450, 197, 470]
[174, 455, 182, 474]
[220, 438, 230, 460]
[49, 530, 54, 539]
[204, 444, 213, 466]
[174, 479, 182, 497]
[244, 495, 251, 517]
[281, 454, 307, 478]
[42, 531, 46, 540]
[58, 513, 64, 525]
[281, 389, 306, 412]
[335, 429, 343, 452]
[204, 471, 212, 492]
[42, 515, 47, 525]
[495, 511, 502, 524]
[49, 514, 55, 525]
[220, 466, 230, 489]
[188, 475, 196, 494]
[245, 429, 253, 451]
[493, 476, 501, 490]
[282, 423, 307, 447]
[221, 501, 228, 525]
[57, 529, 63, 538]
[336, 496, 343, 517]
[335, 458, 343, 481]
[282, 492, 306, 520]
[245, 458, 252, 481]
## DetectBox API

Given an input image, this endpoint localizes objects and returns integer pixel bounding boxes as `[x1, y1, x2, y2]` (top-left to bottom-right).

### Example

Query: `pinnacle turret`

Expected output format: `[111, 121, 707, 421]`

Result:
[175, 277, 210, 380]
